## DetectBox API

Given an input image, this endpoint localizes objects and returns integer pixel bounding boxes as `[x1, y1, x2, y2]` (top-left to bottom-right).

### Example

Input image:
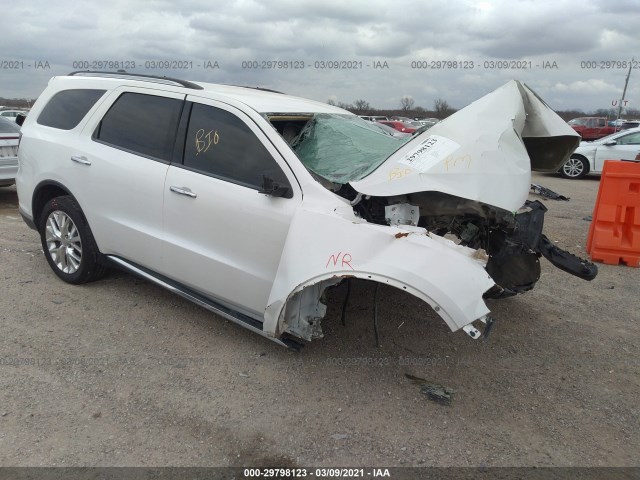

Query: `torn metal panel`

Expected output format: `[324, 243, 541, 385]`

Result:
[350, 80, 580, 212]
[263, 207, 495, 339]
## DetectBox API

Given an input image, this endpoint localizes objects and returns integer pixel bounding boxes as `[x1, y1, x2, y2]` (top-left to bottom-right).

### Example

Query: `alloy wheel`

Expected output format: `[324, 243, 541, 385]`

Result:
[45, 210, 83, 274]
[562, 157, 585, 178]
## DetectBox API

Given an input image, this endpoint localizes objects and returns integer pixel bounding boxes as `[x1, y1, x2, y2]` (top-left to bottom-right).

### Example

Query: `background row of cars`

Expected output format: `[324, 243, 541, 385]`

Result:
[560, 126, 640, 179]
[359, 115, 440, 135]
[567, 116, 640, 141]
[0, 109, 28, 186]
[562, 116, 640, 178]
[361, 113, 640, 180]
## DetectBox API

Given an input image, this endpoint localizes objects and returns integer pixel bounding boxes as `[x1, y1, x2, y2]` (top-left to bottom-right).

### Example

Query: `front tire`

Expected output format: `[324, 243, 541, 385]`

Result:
[560, 156, 589, 179]
[38, 195, 106, 284]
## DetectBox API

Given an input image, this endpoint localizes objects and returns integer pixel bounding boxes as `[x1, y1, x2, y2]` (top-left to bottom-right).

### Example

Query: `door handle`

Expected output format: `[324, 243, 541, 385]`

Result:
[71, 155, 91, 166]
[170, 186, 197, 198]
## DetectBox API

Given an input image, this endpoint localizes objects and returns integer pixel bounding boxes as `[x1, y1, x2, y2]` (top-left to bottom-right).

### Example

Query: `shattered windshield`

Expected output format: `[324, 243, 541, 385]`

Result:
[290, 114, 409, 184]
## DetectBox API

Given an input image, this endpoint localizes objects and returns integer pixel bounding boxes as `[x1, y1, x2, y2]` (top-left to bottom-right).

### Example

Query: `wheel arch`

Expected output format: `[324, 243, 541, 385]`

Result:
[263, 268, 491, 342]
[32, 180, 80, 227]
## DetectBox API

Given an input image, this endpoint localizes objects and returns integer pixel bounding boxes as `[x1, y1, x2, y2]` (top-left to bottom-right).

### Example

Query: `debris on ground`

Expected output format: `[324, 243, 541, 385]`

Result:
[530, 183, 570, 201]
[405, 374, 454, 406]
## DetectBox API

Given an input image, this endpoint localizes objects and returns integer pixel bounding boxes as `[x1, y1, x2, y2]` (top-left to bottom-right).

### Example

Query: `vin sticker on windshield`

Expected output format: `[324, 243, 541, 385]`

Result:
[398, 135, 460, 172]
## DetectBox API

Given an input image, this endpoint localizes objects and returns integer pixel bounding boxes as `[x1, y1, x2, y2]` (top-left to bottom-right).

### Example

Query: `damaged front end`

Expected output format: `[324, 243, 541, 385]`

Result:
[349, 190, 597, 299]
[264, 80, 597, 345]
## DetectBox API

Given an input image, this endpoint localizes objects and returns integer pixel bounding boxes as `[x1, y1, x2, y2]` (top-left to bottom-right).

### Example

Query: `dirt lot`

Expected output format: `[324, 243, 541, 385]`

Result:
[0, 172, 638, 468]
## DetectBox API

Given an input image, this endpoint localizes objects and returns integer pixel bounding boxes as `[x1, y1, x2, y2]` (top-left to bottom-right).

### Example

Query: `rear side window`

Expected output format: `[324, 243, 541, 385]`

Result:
[95, 92, 183, 161]
[37, 89, 105, 130]
[183, 103, 290, 191]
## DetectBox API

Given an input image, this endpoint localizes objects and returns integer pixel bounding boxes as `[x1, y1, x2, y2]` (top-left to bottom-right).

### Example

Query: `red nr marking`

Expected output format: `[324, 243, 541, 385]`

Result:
[326, 252, 354, 271]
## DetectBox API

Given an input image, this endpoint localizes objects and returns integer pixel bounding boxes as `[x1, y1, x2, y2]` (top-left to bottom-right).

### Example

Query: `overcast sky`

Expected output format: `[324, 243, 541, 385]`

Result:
[1, 0, 639, 112]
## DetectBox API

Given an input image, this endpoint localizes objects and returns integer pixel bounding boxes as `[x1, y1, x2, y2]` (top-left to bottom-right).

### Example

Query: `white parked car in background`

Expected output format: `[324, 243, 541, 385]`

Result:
[16, 72, 596, 349]
[0, 117, 21, 186]
[560, 127, 640, 179]
[0, 109, 28, 122]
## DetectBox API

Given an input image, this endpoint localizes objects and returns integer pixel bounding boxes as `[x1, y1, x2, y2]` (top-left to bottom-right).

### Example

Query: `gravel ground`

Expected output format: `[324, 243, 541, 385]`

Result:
[0, 172, 638, 467]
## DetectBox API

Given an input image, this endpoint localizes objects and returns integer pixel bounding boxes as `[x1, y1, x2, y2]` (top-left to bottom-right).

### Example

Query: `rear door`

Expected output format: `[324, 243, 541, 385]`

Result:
[594, 131, 640, 171]
[161, 98, 301, 318]
[78, 87, 184, 270]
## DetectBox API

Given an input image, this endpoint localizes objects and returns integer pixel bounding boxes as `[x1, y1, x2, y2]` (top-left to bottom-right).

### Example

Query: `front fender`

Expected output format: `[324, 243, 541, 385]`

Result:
[263, 207, 495, 340]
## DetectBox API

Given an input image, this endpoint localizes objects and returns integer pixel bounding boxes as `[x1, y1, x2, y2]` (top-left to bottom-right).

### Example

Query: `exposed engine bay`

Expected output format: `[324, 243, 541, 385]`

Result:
[339, 187, 598, 297]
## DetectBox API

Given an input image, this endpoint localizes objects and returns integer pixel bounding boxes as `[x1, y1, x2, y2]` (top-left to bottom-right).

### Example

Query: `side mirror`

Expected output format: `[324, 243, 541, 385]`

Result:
[603, 140, 617, 146]
[16, 113, 26, 126]
[258, 175, 292, 198]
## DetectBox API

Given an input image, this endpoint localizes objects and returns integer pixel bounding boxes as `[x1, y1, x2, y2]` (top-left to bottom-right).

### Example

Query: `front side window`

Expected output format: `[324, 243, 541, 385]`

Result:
[617, 132, 640, 145]
[37, 89, 105, 130]
[183, 103, 290, 192]
[94, 92, 183, 161]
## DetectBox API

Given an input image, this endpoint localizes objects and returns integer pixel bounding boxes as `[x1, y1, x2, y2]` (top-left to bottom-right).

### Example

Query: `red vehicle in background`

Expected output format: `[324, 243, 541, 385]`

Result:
[378, 120, 417, 133]
[568, 117, 616, 140]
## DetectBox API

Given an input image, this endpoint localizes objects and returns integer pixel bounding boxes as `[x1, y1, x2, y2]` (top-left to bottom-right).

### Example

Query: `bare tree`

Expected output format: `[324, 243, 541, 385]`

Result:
[353, 99, 371, 112]
[326, 98, 337, 106]
[626, 107, 640, 118]
[594, 108, 616, 118]
[434, 98, 452, 117]
[400, 96, 415, 111]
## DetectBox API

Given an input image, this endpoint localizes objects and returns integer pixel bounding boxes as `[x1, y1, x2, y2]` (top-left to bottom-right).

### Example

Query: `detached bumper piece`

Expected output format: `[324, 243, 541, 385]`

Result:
[538, 235, 598, 280]
[485, 200, 597, 298]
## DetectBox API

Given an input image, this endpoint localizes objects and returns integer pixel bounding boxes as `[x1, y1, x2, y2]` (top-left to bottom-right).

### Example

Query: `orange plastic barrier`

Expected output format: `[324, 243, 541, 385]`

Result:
[587, 160, 640, 267]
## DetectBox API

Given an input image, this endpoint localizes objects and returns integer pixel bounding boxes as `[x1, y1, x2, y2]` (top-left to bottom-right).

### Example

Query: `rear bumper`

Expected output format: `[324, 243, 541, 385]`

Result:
[0, 159, 18, 184]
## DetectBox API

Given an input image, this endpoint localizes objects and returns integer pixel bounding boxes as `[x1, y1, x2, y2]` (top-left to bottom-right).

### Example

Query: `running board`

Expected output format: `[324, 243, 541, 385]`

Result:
[106, 256, 304, 350]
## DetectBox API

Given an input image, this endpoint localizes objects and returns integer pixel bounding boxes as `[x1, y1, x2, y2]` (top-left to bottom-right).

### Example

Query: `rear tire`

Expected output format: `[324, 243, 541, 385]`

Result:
[38, 195, 106, 284]
[560, 156, 589, 179]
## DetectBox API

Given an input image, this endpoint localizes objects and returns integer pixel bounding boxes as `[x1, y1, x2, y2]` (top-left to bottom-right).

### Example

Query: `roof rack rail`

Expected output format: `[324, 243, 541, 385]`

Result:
[68, 71, 204, 90]
[232, 85, 284, 94]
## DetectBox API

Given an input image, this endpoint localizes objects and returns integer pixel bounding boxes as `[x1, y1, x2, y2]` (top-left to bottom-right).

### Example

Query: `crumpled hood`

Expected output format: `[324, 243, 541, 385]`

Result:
[350, 80, 580, 212]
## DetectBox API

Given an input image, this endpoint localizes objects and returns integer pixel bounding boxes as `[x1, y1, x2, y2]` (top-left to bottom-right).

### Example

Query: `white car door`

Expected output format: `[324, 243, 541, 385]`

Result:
[594, 131, 640, 171]
[77, 87, 184, 270]
[161, 98, 301, 318]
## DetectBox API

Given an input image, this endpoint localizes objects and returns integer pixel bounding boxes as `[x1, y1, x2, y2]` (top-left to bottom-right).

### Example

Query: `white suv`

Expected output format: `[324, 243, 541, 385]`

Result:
[16, 72, 597, 348]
